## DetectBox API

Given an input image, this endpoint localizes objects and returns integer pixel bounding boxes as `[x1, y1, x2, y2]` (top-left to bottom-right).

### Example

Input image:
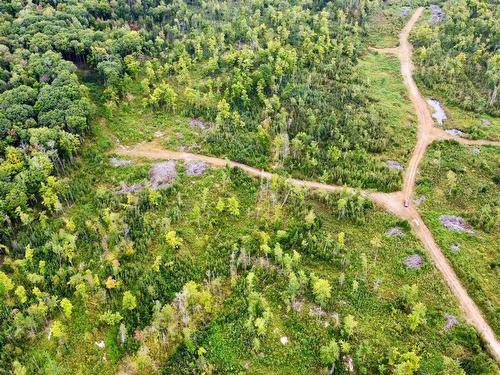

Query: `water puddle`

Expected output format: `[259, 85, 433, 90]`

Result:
[426, 99, 447, 125]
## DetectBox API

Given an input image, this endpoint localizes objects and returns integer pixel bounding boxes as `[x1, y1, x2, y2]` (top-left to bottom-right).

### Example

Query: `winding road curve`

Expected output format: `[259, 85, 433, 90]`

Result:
[114, 8, 500, 362]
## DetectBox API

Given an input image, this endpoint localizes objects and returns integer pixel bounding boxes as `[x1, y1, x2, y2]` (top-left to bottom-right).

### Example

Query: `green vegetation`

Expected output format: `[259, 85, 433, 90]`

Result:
[419, 89, 499, 141]
[359, 52, 417, 163]
[0, 0, 142, 230]
[416, 141, 500, 334]
[93, 79, 201, 150]
[411, 0, 500, 115]
[6, 140, 489, 373]
[437, 104, 499, 142]
[1, 0, 499, 373]
[0, 135, 495, 372]
[364, 1, 409, 48]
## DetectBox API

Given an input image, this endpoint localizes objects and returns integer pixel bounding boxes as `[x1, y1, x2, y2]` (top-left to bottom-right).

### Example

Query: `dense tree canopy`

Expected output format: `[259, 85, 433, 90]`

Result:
[412, 0, 500, 115]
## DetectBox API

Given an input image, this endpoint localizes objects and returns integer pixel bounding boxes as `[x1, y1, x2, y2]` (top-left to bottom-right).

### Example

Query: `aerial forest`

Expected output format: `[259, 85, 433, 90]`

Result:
[0, 0, 498, 374]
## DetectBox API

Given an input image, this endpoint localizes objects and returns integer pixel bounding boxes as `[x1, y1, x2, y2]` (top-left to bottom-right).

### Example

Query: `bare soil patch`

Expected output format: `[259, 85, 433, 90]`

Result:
[177, 144, 200, 152]
[386, 227, 404, 236]
[150, 161, 177, 189]
[415, 195, 426, 206]
[110, 157, 132, 167]
[439, 215, 474, 234]
[480, 119, 491, 127]
[445, 129, 466, 137]
[400, 6, 411, 17]
[444, 313, 458, 331]
[185, 160, 207, 176]
[429, 4, 445, 24]
[403, 254, 424, 269]
[118, 181, 144, 194]
[291, 299, 304, 313]
[386, 160, 404, 171]
[188, 118, 209, 131]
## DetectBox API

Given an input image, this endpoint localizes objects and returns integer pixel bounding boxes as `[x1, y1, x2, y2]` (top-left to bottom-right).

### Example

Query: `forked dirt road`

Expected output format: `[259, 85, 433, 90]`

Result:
[114, 8, 500, 362]
[373, 10, 500, 362]
[372, 7, 500, 204]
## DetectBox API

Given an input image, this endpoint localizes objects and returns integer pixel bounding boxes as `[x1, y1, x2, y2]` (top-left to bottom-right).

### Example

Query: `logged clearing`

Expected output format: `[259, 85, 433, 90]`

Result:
[114, 9, 500, 361]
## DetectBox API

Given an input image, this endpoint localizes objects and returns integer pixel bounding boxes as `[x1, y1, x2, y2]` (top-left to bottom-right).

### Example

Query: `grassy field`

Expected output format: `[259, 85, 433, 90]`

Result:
[364, 2, 408, 49]
[83, 79, 205, 152]
[359, 52, 417, 167]
[416, 141, 500, 335]
[440, 104, 499, 142]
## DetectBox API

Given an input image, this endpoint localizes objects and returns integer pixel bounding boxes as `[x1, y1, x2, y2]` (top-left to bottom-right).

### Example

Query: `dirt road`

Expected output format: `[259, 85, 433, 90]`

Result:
[373, 8, 500, 203]
[113, 8, 500, 362]
[393, 8, 435, 203]
[115, 143, 355, 195]
[374, 11, 500, 362]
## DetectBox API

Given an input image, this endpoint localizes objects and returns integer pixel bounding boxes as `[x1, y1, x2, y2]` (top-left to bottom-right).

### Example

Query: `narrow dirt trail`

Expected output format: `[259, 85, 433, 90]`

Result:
[113, 8, 500, 362]
[115, 143, 355, 195]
